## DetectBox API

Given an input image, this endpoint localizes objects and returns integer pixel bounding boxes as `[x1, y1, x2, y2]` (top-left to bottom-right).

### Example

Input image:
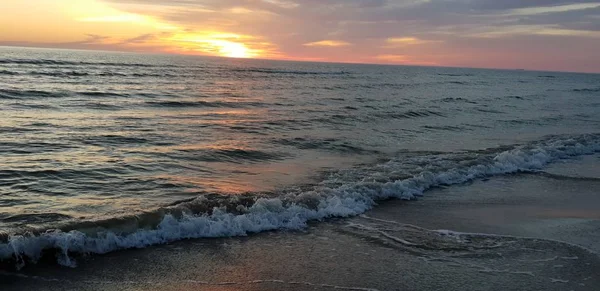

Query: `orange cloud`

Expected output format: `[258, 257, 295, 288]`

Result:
[2, 0, 600, 72]
[303, 40, 351, 47]
[385, 37, 440, 47]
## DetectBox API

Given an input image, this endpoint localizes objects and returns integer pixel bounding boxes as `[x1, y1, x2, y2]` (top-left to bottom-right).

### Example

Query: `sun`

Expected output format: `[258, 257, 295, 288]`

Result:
[168, 33, 259, 58]
[217, 41, 251, 58]
[203, 39, 257, 58]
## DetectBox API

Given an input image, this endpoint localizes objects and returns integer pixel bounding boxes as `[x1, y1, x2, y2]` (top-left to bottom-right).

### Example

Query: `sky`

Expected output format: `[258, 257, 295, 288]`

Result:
[1, 0, 599, 72]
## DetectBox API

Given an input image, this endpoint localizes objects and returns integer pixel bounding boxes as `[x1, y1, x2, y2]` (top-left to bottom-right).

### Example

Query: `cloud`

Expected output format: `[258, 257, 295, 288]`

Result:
[99, 0, 600, 71]
[505, 2, 600, 15]
[0, 33, 171, 53]
[536, 27, 600, 37]
[472, 0, 600, 10]
[2, 0, 600, 72]
[77, 14, 147, 23]
[384, 37, 440, 47]
[303, 40, 351, 47]
[62, 0, 600, 71]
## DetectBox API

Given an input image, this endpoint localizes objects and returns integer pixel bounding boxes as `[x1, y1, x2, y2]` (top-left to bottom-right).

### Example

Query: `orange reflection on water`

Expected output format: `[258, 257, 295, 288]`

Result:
[156, 174, 263, 194]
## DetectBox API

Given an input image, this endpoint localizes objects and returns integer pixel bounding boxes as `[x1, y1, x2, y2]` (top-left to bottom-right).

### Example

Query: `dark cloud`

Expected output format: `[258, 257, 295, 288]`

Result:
[472, 0, 599, 10]
[115, 0, 599, 29]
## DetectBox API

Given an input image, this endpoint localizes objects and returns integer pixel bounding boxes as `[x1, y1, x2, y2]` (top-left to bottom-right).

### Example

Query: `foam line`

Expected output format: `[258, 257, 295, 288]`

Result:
[1, 134, 599, 267]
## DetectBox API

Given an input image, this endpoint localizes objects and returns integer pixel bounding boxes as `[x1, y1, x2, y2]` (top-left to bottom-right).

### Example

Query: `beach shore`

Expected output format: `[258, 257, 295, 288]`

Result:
[2, 157, 599, 291]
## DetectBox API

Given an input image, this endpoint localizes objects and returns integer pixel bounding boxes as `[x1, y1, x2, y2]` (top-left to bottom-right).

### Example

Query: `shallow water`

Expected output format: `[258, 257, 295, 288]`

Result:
[1, 46, 599, 266]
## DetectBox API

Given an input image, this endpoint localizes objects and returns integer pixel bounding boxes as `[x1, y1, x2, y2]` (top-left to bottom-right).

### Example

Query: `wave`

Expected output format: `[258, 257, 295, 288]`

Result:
[2, 213, 73, 224]
[0, 141, 72, 155]
[145, 100, 265, 108]
[1, 134, 599, 268]
[0, 70, 19, 76]
[573, 88, 600, 93]
[502, 115, 564, 126]
[0, 58, 167, 68]
[0, 167, 115, 182]
[533, 171, 600, 182]
[344, 83, 414, 90]
[98, 72, 176, 78]
[77, 135, 149, 146]
[131, 73, 177, 78]
[0, 127, 40, 134]
[437, 73, 474, 77]
[230, 68, 351, 76]
[0, 89, 133, 100]
[476, 108, 505, 114]
[168, 148, 287, 163]
[376, 109, 446, 119]
[501, 95, 525, 100]
[97, 72, 128, 77]
[74, 103, 124, 111]
[274, 137, 378, 155]
[9, 103, 58, 110]
[0, 89, 68, 100]
[0, 70, 177, 78]
[77, 91, 128, 98]
[421, 125, 467, 132]
[439, 97, 478, 104]
[0, 59, 80, 66]
[28, 71, 90, 77]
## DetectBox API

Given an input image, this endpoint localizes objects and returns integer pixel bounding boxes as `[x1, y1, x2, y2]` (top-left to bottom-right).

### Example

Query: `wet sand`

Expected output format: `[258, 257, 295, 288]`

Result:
[2, 159, 600, 291]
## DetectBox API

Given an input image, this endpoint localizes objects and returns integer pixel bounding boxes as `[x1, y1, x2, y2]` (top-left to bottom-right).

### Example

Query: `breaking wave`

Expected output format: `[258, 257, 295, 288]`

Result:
[1, 134, 599, 268]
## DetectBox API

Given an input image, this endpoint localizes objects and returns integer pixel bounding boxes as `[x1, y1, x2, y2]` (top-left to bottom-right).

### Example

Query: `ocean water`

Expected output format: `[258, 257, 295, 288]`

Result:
[1, 46, 599, 267]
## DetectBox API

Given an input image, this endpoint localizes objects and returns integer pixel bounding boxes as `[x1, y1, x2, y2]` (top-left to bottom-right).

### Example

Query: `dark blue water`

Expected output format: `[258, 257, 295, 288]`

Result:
[1, 46, 599, 267]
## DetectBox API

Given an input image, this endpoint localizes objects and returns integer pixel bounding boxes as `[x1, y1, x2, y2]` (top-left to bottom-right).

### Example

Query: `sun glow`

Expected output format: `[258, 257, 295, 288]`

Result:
[168, 32, 260, 58]
[0, 0, 273, 59]
[213, 40, 251, 58]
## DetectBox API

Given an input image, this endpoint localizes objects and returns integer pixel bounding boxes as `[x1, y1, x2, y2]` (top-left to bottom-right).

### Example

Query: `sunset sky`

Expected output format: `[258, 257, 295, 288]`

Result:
[1, 0, 599, 72]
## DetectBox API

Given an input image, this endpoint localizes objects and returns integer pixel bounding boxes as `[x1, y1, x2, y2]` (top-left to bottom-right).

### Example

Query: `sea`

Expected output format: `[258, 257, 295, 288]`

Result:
[1, 46, 599, 268]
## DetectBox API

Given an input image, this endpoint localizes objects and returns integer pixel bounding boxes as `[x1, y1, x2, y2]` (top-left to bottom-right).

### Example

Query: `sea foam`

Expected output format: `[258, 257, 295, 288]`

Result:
[1, 134, 599, 268]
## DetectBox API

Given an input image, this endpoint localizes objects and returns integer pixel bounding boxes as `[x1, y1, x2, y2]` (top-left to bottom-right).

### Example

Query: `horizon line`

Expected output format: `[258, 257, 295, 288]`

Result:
[1, 44, 598, 75]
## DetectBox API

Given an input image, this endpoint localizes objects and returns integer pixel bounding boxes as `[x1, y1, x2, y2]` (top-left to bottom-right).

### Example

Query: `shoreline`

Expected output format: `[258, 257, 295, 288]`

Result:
[2, 165, 599, 291]
[1, 134, 598, 267]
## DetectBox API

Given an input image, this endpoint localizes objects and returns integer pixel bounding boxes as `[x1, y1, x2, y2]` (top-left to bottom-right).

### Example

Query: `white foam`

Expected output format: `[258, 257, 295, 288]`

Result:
[1, 134, 599, 267]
